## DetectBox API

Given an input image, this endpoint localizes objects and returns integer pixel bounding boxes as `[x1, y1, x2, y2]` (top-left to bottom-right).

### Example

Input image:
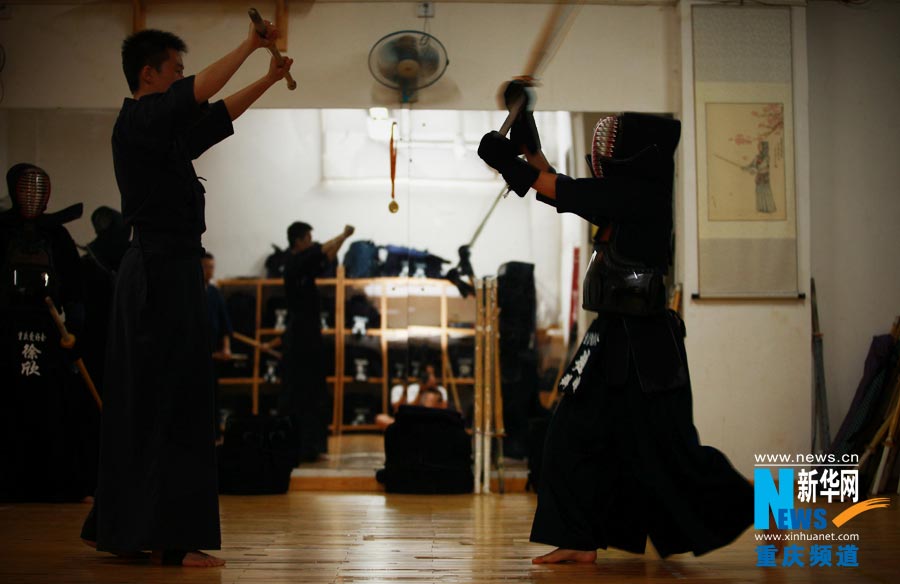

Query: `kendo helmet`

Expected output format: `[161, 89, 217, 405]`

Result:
[589, 112, 681, 178]
[6, 163, 51, 220]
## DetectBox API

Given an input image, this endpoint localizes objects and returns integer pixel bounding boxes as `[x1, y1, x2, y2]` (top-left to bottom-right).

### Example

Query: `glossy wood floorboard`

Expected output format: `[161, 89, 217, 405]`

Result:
[1, 492, 897, 583]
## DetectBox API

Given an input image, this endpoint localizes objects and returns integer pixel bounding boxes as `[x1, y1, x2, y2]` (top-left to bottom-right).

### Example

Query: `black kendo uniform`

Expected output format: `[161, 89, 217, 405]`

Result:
[0, 164, 93, 502]
[80, 206, 130, 400]
[206, 281, 233, 354]
[206, 276, 233, 440]
[82, 75, 233, 554]
[280, 243, 331, 464]
[480, 112, 753, 557]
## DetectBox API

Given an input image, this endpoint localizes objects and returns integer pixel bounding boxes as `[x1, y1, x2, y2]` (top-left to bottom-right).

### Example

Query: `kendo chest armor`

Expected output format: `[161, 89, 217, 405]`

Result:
[2, 225, 60, 306]
[582, 232, 665, 316]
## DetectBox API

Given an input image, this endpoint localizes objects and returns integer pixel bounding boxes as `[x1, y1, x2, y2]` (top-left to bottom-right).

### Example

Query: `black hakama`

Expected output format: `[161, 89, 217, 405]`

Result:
[91, 239, 220, 552]
[530, 314, 753, 557]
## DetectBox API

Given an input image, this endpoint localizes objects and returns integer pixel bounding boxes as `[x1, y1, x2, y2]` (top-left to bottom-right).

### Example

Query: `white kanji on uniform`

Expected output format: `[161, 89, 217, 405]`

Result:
[22, 343, 42, 361]
[21, 361, 41, 376]
[573, 349, 591, 375]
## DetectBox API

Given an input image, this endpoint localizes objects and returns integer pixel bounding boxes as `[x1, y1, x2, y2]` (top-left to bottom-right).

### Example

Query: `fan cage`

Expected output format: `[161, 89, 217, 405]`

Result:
[368, 30, 449, 97]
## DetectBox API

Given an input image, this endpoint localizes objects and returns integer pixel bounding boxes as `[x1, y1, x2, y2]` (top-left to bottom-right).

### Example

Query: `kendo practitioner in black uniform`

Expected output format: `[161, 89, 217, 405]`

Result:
[279, 222, 354, 464]
[80, 206, 130, 401]
[478, 83, 753, 564]
[80, 25, 293, 568]
[0, 163, 95, 502]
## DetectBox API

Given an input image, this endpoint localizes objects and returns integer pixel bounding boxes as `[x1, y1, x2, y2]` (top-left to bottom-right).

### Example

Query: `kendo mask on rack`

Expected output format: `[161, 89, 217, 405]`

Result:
[7, 163, 51, 220]
[589, 112, 681, 179]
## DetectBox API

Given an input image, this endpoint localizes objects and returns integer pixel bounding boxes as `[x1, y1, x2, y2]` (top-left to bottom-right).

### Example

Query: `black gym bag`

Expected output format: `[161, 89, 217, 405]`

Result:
[217, 415, 296, 495]
[377, 405, 473, 494]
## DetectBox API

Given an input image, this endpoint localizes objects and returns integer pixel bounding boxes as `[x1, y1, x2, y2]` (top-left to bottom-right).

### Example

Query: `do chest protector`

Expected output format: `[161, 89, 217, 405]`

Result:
[582, 238, 665, 316]
[3, 225, 59, 306]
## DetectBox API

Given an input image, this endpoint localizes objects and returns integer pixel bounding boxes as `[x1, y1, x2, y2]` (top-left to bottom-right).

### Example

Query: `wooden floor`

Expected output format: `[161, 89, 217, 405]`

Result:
[1, 492, 898, 583]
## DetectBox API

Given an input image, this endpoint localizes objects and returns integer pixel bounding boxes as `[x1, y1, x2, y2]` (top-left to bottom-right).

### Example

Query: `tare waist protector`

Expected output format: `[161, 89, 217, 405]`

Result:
[582, 243, 666, 316]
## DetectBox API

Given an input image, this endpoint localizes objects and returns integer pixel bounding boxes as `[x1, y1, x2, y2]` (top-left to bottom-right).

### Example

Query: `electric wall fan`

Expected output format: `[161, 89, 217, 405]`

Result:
[368, 30, 449, 103]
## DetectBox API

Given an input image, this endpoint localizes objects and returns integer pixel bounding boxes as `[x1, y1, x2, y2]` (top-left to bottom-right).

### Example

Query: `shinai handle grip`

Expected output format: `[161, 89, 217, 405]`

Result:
[248, 7, 297, 91]
[44, 296, 103, 411]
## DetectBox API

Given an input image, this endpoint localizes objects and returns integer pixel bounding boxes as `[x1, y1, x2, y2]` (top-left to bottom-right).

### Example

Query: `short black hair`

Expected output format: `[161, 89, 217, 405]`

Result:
[202, 252, 214, 260]
[420, 387, 444, 402]
[121, 29, 187, 92]
[287, 222, 313, 248]
[90, 206, 123, 235]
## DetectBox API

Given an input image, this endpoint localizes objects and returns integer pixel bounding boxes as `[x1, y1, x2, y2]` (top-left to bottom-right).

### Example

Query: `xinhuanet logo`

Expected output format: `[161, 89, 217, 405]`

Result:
[752, 456, 889, 569]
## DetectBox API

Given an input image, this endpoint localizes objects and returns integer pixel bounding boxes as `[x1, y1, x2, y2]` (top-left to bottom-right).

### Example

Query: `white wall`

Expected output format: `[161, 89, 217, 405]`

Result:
[0, 1, 839, 476]
[678, 2, 812, 473]
[2, 109, 122, 224]
[1, 106, 562, 313]
[0, 1, 677, 326]
[0, 112, 9, 211]
[0, 2, 678, 111]
[807, 1, 900, 436]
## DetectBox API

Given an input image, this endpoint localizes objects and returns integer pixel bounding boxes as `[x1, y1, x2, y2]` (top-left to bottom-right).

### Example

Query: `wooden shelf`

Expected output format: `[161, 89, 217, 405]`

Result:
[218, 268, 476, 431]
[339, 424, 382, 432]
[389, 377, 475, 385]
[257, 328, 286, 335]
[256, 327, 337, 335]
[343, 326, 473, 337]
[218, 377, 258, 385]
[342, 377, 386, 384]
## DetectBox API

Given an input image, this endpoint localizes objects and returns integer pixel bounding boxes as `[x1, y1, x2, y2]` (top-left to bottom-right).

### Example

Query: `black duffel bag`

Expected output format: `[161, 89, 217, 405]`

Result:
[377, 406, 473, 494]
[218, 415, 295, 495]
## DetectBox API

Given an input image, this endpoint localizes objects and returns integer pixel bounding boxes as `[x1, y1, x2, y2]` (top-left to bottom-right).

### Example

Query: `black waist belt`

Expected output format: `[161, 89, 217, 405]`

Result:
[582, 244, 666, 316]
[131, 228, 203, 256]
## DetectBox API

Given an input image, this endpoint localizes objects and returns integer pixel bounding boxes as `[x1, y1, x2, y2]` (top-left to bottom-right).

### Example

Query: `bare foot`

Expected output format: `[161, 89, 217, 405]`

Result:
[532, 548, 596, 564]
[151, 550, 225, 567]
[82, 539, 148, 559]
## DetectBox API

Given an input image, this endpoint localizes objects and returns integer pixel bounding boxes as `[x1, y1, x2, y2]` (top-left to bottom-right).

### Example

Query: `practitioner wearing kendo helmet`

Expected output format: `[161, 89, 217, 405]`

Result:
[0, 164, 96, 503]
[478, 82, 753, 563]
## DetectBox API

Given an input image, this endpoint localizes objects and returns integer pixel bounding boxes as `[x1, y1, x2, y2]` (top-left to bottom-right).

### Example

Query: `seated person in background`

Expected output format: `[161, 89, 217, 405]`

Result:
[390, 364, 448, 409]
[375, 384, 472, 494]
[414, 387, 447, 410]
[202, 252, 232, 440]
[202, 252, 232, 360]
[80, 206, 130, 400]
[377, 365, 448, 429]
